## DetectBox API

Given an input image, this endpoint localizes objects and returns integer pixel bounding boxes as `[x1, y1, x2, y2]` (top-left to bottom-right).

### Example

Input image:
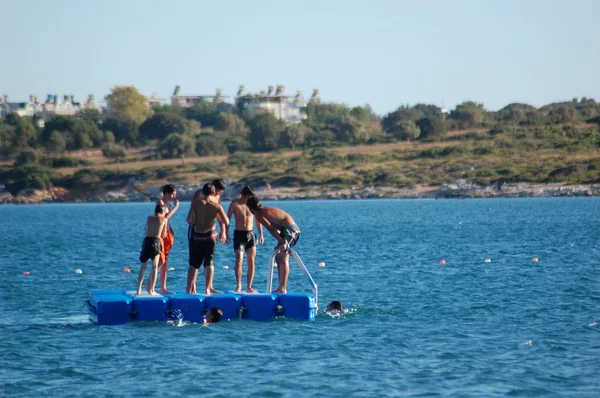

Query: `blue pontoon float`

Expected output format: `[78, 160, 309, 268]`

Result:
[88, 249, 318, 325]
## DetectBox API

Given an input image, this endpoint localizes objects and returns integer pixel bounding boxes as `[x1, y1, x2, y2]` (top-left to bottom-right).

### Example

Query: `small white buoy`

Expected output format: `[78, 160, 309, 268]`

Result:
[318, 262, 326, 267]
[223, 265, 230, 270]
[75, 269, 83, 274]
[168, 267, 175, 271]
[484, 258, 491, 263]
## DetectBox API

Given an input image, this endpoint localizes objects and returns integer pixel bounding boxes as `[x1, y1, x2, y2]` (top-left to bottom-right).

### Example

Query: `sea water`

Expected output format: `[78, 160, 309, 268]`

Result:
[1, 198, 599, 397]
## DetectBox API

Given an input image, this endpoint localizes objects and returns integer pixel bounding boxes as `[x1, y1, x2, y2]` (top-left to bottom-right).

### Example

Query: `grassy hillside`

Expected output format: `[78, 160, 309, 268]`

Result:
[4, 123, 596, 195]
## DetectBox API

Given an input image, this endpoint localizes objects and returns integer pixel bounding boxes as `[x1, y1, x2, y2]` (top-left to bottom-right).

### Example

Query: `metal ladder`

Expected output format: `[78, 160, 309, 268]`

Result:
[266, 248, 318, 308]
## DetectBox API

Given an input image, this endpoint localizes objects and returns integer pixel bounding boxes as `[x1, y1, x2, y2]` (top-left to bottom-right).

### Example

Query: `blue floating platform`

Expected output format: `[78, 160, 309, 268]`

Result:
[88, 290, 317, 325]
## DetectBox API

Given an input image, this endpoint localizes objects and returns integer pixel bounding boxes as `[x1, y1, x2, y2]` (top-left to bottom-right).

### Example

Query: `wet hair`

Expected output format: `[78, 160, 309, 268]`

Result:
[154, 204, 166, 215]
[212, 179, 226, 192]
[246, 195, 262, 211]
[162, 184, 176, 195]
[202, 183, 215, 197]
[326, 301, 343, 312]
[207, 307, 223, 323]
[241, 185, 254, 197]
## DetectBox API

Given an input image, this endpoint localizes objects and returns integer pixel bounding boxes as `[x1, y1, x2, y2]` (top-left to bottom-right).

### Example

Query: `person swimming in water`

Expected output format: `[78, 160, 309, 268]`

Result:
[326, 301, 343, 312]
[203, 307, 223, 325]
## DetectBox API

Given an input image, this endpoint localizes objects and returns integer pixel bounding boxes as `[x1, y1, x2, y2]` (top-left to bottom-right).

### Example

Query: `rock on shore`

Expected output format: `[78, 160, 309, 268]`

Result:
[1, 181, 599, 204]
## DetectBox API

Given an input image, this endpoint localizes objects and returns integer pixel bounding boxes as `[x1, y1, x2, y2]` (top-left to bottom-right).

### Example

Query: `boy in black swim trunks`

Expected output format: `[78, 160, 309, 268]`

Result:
[246, 195, 300, 294]
[226, 186, 264, 293]
[136, 204, 168, 296]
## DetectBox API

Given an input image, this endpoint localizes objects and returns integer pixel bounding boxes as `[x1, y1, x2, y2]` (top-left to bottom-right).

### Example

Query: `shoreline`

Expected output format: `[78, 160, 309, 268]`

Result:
[1, 181, 599, 204]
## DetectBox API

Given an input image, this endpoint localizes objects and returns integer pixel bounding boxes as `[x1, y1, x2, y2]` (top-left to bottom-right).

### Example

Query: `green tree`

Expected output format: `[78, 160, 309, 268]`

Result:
[101, 118, 139, 145]
[101, 143, 128, 169]
[139, 113, 187, 141]
[196, 135, 228, 156]
[105, 85, 152, 125]
[382, 106, 425, 136]
[185, 101, 219, 127]
[394, 121, 421, 140]
[497, 103, 537, 124]
[104, 130, 116, 144]
[449, 101, 487, 128]
[0, 123, 17, 154]
[47, 130, 67, 153]
[548, 104, 577, 124]
[159, 133, 196, 162]
[15, 117, 39, 148]
[416, 117, 447, 140]
[247, 113, 284, 151]
[214, 113, 247, 134]
[304, 102, 350, 131]
[14, 148, 43, 166]
[1, 164, 56, 195]
[280, 124, 308, 149]
[413, 104, 442, 118]
[77, 108, 103, 124]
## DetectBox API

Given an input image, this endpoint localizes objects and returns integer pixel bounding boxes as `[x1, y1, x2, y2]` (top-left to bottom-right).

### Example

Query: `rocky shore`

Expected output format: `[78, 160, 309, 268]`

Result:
[1, 180, 599, 204]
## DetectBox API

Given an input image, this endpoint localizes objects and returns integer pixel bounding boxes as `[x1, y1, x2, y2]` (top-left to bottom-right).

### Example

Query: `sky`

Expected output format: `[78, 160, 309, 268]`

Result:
[1, 0, 599, 115]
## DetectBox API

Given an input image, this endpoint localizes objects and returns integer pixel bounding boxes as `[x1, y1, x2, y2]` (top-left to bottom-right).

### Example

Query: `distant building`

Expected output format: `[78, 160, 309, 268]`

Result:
[0, 95, 42, 117]
[235, 84, 307, 123]
[39, 94, 101, 121]
[171, 88, 227, 107]
[0, 94, 101, 123]
[147, 92, 167, 108]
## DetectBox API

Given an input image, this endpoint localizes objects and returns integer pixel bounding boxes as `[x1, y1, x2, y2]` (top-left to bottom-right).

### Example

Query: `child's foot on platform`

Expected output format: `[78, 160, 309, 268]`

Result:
[246, 287, 258, 293]
[272, 287, 287, 294]
[160, 288, 174, 294]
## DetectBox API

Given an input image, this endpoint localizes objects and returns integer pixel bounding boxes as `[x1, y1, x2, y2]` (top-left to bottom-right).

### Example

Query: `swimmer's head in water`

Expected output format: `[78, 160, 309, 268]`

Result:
[326, 301, 343, 312]
[202, 183, 215, 197]
[205, 307, 223, 323]
[246, 195, 262, 212]
[154, 204, 166, 215]
[241, 185, 254, 198]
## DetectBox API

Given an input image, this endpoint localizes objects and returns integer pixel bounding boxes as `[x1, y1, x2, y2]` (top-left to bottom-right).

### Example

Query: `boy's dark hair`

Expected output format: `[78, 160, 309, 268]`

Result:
[212, 179, 226, 192]
[209, 307, 223, 323]
[327, 301, 343, 311]
[246, 195, 262, 211]
[162, 184, 176, 195]
[202, 183, 215, 197]
[241, 185, 254, 197]
[154, 204, 166, 215]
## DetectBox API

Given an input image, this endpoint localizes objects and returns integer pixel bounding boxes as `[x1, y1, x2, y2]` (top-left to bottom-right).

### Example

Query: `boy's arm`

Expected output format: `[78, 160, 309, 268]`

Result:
[216, 205, 230, 244]
[225, 202, 235, 243]
[255, 215, 264, 245]
[258, 215, 284, 245]
[165, 199, 180, 220]
[186, 204, 195, 225]
[160, 219, 168, 238]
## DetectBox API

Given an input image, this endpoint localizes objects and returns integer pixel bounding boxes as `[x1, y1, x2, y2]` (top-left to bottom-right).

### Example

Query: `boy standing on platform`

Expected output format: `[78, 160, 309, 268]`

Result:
[136, 204, 168, 296]
[186, 183, 229, 295]
[226, 186, 264, 293]
[156, 184, 180, 294]
[246, 196, 301, 294]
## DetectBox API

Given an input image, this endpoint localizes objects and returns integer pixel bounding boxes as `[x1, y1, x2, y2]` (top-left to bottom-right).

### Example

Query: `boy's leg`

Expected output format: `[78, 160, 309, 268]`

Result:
[146, 256, 160, 295]
[186, 265, 198, 294]
[205, 264, 215, 295]
[136, 262, 148, 295]
[273, 251, 289, 294]
[159, 262, 174, 294]
[233, 249, 244, 293]
[246, 246, 257, 293]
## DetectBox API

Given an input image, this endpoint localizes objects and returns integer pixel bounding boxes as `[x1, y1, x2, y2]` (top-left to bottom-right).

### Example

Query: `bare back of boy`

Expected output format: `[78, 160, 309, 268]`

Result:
[146, 215, 167, 238]
[231, 198, 255, 231]
[257, 207, 296, 232]
[191, 199, 223, 233]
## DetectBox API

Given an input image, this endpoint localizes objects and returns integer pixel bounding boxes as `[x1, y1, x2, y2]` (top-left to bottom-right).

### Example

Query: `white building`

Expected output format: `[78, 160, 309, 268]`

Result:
[236, 85, 307, 123]
[171, 88, 227, 107]
[0, 94, 101, 122]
